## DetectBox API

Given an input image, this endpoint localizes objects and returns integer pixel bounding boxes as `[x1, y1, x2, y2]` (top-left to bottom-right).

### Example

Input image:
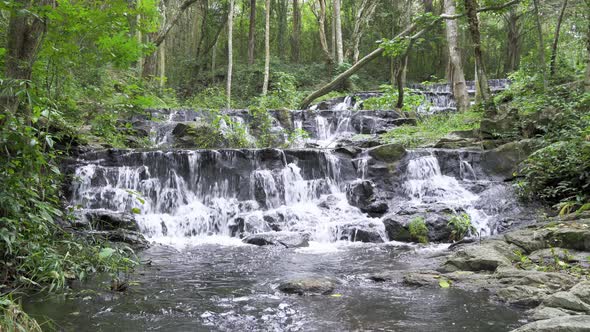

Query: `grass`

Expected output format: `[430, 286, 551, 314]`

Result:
[0, 295, 42, 332]
[380, 109, 483, 148]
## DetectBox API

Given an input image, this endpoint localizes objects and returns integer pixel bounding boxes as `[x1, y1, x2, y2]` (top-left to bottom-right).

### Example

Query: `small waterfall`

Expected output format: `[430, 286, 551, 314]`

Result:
[402, 152, 492, 236]
[332, 96, 353, 111]
[70, 149, 385, 246]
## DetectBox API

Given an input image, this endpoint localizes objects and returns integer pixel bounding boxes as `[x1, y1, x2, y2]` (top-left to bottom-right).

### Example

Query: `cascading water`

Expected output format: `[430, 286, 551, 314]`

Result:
[70, 149, 385, 247]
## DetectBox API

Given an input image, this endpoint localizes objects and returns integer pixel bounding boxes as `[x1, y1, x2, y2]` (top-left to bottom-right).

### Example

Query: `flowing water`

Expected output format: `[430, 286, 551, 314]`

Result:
[23, 143, 528, 331]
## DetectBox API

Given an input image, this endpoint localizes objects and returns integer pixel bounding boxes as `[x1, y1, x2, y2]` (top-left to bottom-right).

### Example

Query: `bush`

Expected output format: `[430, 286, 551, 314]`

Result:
[447, 213, 477, 241]
[408, 217, 429, 244]
[0, 295, 42, 332]
[363, 85, 426, 112]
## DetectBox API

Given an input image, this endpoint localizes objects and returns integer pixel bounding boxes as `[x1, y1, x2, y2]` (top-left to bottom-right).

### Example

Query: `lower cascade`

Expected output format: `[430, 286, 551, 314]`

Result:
[69, 146, 523, 247]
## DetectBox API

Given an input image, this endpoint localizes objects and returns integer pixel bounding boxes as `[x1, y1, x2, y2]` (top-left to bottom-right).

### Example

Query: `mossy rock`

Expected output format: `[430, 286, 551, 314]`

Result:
[368, 143, 407, 163]
[172, 122, 226, 148]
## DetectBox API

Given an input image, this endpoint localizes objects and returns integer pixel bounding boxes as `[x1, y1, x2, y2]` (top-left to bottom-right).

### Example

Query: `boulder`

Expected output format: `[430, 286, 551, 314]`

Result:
[339, 226, 384, 243]
[480, 139, 543, 179]
[242, 231, 310, 248]
[79, 210, 139, 231]
[479, 107, 520, 139]
[171, 122, 226, 149]
[278, 277, 336, 295]
[434, 130, 481, 149]
[442, 241, 514, 272]
[87, 230, 149, 249]
[382, 207, 457, 243]
[547, 227, 590, 251]
[346, 180, 389, 217]
[511, 315, 590, 332]
[504, 228, 550, 253]
[368, 144, 407, 163]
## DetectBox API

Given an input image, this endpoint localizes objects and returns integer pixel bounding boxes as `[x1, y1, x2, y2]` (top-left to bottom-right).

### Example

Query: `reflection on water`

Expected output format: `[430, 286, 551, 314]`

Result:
[24, 243, 523, 331]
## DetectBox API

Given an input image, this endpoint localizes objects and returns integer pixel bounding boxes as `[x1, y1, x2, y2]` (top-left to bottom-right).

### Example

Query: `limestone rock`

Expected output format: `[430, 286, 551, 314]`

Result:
[511, 315, 590, 332]
[242, 231, 310, 248]
[278, 277, 336, 295]
[368, 143, 407, 163]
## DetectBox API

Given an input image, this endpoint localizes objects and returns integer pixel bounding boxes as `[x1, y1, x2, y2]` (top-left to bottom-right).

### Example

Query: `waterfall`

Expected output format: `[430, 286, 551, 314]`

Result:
[70, 149, 386, 246]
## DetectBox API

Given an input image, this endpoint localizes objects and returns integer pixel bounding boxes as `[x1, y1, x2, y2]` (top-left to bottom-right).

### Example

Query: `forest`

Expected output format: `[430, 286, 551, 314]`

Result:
[1, 0, 590, 330]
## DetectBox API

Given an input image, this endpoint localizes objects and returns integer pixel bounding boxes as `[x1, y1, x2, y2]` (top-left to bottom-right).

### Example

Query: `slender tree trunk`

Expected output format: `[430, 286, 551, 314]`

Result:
[159, 45, 166, 89]
[464, 0, 491, 105]
[277, 0, 288, 60]
[585, 13, 590, 92]
[331, 4, 336, 61]
[247, 0, 256, 65]
[317, 0, 334, 68]
[227, 0, 234, 108]
[350, 0, 377, 64]
[550, 0, 568, 76]
[291, 0, 301, 62]
[504, 10, 521, 73]
[444, 0, 469, 111]
[395, 53, 409, 109]
[532, 0, 548, 89]
[333, 0, 344, 64]
[262, 0, 271, 95]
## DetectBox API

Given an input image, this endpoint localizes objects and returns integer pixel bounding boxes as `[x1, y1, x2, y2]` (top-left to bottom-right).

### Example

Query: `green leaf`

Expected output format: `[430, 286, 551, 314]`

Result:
[131, 207, 141, 214]
[439, 279, 451, 288]
[99, 247, 116, 260]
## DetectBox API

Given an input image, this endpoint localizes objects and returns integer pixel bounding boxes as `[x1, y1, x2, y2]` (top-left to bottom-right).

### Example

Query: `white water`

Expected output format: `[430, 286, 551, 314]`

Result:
[402, 153, 491, 236]
[71, 150, 386, 248]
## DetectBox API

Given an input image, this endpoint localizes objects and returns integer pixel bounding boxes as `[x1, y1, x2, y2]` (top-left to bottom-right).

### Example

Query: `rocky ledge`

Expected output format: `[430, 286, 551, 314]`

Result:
[401, 215, 590, 331]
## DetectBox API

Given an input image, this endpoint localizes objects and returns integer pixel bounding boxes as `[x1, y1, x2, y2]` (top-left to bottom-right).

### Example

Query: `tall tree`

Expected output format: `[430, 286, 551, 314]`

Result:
[263, 0, 271, 95]
[227, 0, 234, 108]
[503, 9, 522, 73]
[333, 0, 344, 64]
[532, 0, 548, 89]
[277, 0, 288, 60]
[444, 0, 469, 111]
[586, 6, 590, 92]
[350, 0, 377, 64]
[247, 0, 257, 65]
[549, 0, 568, 76]
[292, 0, 302, 62]
[463, 0, 491, 105]
[313, 0, 334, 67]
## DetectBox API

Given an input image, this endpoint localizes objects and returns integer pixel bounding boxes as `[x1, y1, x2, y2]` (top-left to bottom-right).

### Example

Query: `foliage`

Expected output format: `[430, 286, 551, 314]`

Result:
[363, 85, 426, 112]
[408, 217, 429, 244]
[0, 295, 42, 332]
[0, 80, 138, 292]
[513, 248, 590, 277]
[381, 109, 482, 148]
[447, 213, 477, 241]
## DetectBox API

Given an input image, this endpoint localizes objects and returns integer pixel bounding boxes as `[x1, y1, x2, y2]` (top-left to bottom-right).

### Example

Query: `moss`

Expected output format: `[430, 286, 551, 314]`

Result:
[409, 217, 429, 244]
[368, 143, 407, 163]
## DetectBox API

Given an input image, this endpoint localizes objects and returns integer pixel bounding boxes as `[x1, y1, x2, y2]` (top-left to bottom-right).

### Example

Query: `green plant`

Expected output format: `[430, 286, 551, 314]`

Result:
[447, 213, 477, 241]
[408, 217, 429, 244]
[363, 85, 426, 112]
[0, 295, 43, 332]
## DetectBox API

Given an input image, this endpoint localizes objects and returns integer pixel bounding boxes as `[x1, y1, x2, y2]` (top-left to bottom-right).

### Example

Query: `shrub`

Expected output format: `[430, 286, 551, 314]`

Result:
[408, 217, 429, 244]
[447, 213, 477, 241]
[363, 84, 426, 112]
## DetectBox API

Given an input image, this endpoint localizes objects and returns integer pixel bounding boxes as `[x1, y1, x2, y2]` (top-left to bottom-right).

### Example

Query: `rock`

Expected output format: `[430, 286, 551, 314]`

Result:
[340, 227, 384, 243]
[403, 271, 442, 287]
[442, 241, 514, 272]
[334, 146, 361, 157]
[511, 315, 590, 332]
[479, 107, 520, 139]
[504, 228, 550, 253]
[382, 208, 455, 243]
[80, 210, 139, 231]
[495, 268, 578, 292]
[278, 277, 336, 295]
[544, 291, 590, 313]
[242, 231, 310, 248]
[434, 130, 481, 149]
[345, 180, 388, 216]
[480, 139, 543, 179]
[368, 144, 407, 163]
[527, 306, 582, 321]
[547, 227, 590, 251]
[529, 248, 590, 266]
[368, 271, 399, 282]
[87, 230, 149, 249]
[171, 122, 226, 148]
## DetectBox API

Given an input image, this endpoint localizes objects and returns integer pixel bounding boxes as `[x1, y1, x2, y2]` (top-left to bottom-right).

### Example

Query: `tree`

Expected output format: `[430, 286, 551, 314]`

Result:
[227, 0, 234, 108]
[292, 0, 302, 62]
[248, 0, 256, 65]
[503, 8, 523, 73]
[463, 0, 491, 105]
[350, 0, 377, 64]
[550, 0, 568, 76]
[444, 0, 469, 111]
[532, 0, 548, 89]
[333, 0, 344, 64]
[312, 0, 334, 67]
[262, 0, 271, 95]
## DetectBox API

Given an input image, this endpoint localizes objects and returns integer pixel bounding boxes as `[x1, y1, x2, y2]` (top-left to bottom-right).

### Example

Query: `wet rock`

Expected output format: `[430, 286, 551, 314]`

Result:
[242, 231, 310, 248]
[479, 107, 520, 139]
[442, 241, 514, 272]
[403, 271, 442, 287]
[368, 143, 407, 163]
[80, 210, 139, 231]
[504, 228, 550, 253]
[527, 306, 582, 321]
[382, 208, 455, 243]
[529, 248, 590, 266]
[434, 130, 481, 149]
[547, 227, 590, 251]
[345, 180, 388, 216]
[87, 230, 149, 249]
[278, 277, 336, 295]
[334, 146, 362, 157]
[340, 227, 384, 243]
[171, 122, 226, 148]
[511, 315, 590, 332]
[368, 271, 399, 282]
[480, 139, 543, 179]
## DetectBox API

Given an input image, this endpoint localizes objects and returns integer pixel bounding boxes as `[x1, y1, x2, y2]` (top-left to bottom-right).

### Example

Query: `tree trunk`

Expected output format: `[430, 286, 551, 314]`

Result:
[549, 0, 568, 76]
[5, 0, 54, 81]
[262, 0, 271, 95]
[291, 0, 301, 62]
[463, 0, 491, 105]
[444, 0, 469, 111]
[247, 0, 256, 65]
[317, 0, 334, 68]
[277, 0, 288, 60]
[585, 13, 590, 93]
[158, 45, 166, 89]
[350, 0, 377, 64]
[333, 0, 344, 64]
[395, 53, 409, 109]
[532, 0, 547, 89]
[504, 9, 521, 73]
[227, 0, 234, 108]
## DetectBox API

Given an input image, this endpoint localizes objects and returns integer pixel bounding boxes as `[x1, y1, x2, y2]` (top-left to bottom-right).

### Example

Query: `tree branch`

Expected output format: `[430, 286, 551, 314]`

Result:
[152, 0, 200, 47]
